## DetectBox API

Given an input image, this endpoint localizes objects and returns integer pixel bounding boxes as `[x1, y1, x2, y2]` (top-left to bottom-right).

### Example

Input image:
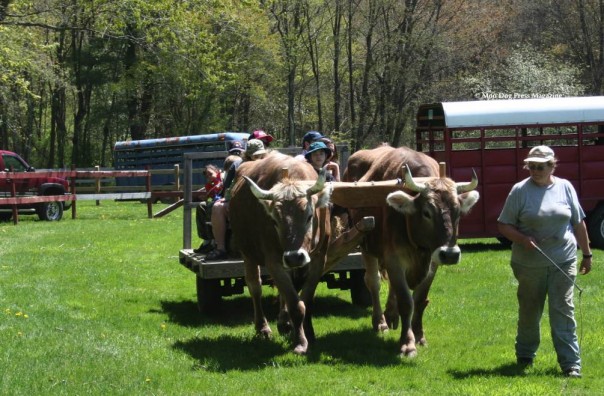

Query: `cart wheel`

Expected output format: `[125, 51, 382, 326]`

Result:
[196, 276, 222, 314]
[350, 270, 371, 307]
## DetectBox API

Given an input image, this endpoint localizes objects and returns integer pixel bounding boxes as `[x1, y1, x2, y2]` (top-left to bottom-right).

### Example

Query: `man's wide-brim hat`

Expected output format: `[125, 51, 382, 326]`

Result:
[524, 145, 555, 163]
[246, 139, 267, 157]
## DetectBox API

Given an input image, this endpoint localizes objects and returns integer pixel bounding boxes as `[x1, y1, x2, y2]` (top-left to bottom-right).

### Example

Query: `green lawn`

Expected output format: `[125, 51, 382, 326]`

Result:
[1, 201, 602, 395]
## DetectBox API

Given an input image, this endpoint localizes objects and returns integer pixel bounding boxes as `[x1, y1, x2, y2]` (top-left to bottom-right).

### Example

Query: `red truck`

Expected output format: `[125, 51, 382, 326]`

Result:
[0, 150, 72, 221]
[415, 96, 604, 248]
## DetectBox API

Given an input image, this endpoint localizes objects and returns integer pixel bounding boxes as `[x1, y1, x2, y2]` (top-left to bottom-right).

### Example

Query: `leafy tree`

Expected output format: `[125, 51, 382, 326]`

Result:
[1, 0, 601, 167]
[548, 0, 604, 95]
[463, 45, 585, 99]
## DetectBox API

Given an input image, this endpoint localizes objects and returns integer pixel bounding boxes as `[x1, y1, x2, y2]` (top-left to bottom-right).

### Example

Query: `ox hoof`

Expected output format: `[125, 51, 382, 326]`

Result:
[373, 315, 389, 333]
[375, 322, 389, 333]
[293, 344, 308, 355]
[257, 325, 272, 340]
[399, 346, 418, 358]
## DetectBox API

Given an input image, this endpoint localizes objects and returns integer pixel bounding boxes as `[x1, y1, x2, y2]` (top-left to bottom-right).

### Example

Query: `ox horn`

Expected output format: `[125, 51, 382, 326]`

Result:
[456, 169, 479, 193]
[244, 176, 274, 200]
[306, 167, 327, 196]
[404, 164, 427, 192]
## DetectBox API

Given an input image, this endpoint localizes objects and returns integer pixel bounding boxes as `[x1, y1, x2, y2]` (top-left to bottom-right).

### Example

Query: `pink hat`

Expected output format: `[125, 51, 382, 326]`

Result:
[249, 130, 274, 143]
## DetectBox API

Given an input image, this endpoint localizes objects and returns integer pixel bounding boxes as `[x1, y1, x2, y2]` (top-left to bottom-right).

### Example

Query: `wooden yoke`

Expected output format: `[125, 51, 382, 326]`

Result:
[329, 162, 454, 208]
[297, 162, 451, 209]
[329, 181, 404, 208]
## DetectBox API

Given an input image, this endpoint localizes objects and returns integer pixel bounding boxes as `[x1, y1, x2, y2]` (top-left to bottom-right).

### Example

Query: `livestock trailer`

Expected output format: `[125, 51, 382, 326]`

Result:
[416, 96, 604, 248]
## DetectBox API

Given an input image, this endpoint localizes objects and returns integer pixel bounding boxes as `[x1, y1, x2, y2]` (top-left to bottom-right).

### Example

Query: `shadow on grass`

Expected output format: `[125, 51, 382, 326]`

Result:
[459, 240, 510, 252]
[164, 294, 408, 371]
[156, 294, 370, 328]
[155, 297, 268, 328]
[172, 327, 406, 372]
[306, 328, 405, 367]
[173, 335, 289, 372]
[448, 363, 560, 378]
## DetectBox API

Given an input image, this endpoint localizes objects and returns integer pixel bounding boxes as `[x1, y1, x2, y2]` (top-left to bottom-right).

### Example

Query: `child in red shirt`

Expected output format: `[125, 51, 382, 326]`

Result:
[203, 164, 223, 200]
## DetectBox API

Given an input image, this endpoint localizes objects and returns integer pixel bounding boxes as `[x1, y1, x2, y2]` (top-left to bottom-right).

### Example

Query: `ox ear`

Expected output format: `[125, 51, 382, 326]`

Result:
[459, 190, 480, 214]
[386, 190, 416, 215]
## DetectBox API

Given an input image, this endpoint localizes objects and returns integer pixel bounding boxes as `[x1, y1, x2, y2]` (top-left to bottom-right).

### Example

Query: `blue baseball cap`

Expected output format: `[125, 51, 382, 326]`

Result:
[302, 131, 323, 146]
[228, 140, 244, 154]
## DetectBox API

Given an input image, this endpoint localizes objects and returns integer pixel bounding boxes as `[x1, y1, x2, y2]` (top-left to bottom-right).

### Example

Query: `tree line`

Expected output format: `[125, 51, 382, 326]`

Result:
[1, 0, 602, 168]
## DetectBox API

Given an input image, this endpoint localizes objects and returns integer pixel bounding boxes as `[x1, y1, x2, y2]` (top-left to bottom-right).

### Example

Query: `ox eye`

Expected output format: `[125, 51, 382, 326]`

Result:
[307, 214, 313, 224]
[422, 209, 432, 219]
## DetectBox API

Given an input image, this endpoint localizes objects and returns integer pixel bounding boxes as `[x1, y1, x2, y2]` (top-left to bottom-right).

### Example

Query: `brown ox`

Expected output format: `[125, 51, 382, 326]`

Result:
[343, 146, 479, 357]
[229, 152, 370, 354]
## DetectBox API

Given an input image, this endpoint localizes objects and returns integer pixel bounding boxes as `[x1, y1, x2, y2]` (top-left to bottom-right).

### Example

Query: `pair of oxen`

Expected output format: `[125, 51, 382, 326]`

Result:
[228, 145, 479, 357]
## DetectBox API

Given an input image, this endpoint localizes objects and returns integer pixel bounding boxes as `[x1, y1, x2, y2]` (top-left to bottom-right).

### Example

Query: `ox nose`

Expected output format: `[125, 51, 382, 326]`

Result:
[283, 249, 311, 268]
[434, 245, 461, 265]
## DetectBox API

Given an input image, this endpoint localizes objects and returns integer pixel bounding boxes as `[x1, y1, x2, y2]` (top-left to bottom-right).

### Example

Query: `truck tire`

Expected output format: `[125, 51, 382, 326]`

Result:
[587, 205, 604, 249]
[196, 276, 222, 314]
[350, 270, 372, 307]
[37, 201, 63, 221]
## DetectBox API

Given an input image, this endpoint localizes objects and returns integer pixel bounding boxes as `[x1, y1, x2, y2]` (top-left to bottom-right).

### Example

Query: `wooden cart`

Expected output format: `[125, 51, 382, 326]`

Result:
[178, 151, 370, 313]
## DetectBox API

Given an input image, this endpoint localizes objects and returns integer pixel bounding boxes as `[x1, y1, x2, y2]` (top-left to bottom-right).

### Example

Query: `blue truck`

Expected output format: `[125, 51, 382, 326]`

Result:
[113, 132, 249, 189]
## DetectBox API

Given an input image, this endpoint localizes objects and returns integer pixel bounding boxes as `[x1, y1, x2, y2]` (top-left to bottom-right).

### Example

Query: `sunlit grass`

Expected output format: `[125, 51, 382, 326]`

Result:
[1, 200, 602, 395]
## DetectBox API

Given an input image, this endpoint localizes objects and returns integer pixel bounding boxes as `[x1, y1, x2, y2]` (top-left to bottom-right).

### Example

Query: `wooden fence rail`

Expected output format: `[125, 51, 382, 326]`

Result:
[0, 168, 189, 224]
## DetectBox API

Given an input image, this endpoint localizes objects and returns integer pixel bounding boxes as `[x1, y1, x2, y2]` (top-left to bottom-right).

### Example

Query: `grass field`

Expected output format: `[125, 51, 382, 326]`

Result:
[1, 200, 603, 395]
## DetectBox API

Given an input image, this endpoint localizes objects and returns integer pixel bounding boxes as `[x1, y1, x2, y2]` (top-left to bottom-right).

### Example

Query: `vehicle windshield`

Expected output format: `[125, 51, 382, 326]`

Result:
[2, 154, 29, 172]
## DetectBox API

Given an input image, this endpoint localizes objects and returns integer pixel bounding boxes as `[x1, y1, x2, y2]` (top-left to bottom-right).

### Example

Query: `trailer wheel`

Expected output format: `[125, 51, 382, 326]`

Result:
[196, 276, 222, 314]
[350, 270, 372, 307]
[587, 205, 604, 249]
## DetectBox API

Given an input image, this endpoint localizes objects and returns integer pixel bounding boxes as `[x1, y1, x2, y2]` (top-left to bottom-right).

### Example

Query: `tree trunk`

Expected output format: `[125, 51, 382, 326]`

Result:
[332, 0, 343, 132]
[51, 86, 67, 168]
[0, 0, 11, 22]
[347, 0, 358, 148]
[287, 66, 296, 146]
[303, 2, 324, 132]
[0, 97, 7, 147]
[354, 1, 376, 151]
[72, 29, 85, 167]
[598, 0, 604, 94]
[124, 23, 153, 141]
